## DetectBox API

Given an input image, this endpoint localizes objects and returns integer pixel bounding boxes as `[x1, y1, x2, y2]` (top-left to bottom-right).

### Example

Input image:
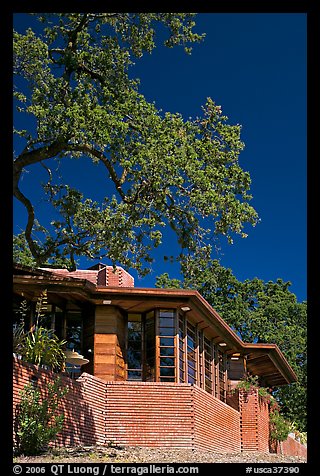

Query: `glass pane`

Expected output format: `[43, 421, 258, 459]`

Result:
[160, 337, 174, 346]
[127, 350, 141, 369]
[159, 310, 175, 318]
[54, 312, 64, 340]
[127, 340, 141, 351]
[159, 318, 174, 327]
[160, 377, 175, 382]
[146, 346, 155, 360]
[187, 336, 196, 349]
[188, 365, 196, 377]
[127, 370, 142, 381]
[160, 357, 175, 366]
[160, 367, 175, 377]
[205, 368, 212, 378]
[160, 347, 175, 357]
[66, 312, 82, 353]
[146, 356, 155, 366]
[128, 321, 141, 332]
[159, 327, 175, 336]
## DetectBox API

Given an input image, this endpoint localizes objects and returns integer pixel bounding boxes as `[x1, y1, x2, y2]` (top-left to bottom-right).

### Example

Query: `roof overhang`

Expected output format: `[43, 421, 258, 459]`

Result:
[242, 343, 297, 387]
[13, 264, 297, 387]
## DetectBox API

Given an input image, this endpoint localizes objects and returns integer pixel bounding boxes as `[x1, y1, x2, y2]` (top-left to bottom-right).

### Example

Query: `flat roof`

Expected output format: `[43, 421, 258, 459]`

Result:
[13, 263, 297, 386]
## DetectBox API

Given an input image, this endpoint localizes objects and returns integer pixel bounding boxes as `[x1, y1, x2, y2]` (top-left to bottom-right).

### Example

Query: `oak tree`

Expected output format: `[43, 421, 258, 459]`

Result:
[13, 13, 259, 275]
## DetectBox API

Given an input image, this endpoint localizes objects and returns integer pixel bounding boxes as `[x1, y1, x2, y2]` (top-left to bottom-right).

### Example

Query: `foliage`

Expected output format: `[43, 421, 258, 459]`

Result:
[235, 373, 291, 443]
[235, 373, 260, 393]
[288, 421, 307, 445]
[13, 13, 259, 275]
[14, 290, 67, 372]
[269, 409, 291, 443]
[156, 265, 307, 432]
[13, 300, 28, 355]
[21, 327, 67, 372]
[14, 377, 68, 455]
[235, 373, 278, 407]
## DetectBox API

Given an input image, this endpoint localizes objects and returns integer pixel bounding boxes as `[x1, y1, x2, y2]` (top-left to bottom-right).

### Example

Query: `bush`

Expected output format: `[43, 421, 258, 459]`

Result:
[269, 409, 291, 443]
[13, 290, 67, 372]
[14, 377, 68, 455]
[21, 326, 67, 372]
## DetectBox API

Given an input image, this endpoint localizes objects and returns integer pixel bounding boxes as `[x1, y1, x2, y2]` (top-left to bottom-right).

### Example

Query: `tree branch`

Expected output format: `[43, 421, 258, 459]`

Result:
[66, 143, 126, 200]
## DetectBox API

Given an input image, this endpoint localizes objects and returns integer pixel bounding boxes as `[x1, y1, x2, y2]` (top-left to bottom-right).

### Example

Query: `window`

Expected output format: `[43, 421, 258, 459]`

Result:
[127, 314, 142, 380]
[186, 321, 197, 384]
[65, 311, 82, 353]
[158, 310, 176, 382]
[204, 336, 213, 394]
[198, 330, 204, 388]
[218, 350, 227, 402]
[125, 308, 228, 402]
[178, 313, 185, 383]
[145, 311, 155, 381]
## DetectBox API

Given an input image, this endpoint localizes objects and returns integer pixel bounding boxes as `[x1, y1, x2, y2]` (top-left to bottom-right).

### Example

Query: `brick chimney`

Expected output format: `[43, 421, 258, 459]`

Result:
[87, 263, 134, 287]
[41, 263, 134, 287]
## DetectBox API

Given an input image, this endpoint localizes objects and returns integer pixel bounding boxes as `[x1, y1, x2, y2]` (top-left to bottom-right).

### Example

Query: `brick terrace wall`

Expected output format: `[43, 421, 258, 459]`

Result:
[104, 381, 193, 448]
[239, 388, 269, 452]
[273, 435, 307, 458]
[13, 357, 106, 447]
[193, 385, 240, 453]
[13, 358, 245, 453]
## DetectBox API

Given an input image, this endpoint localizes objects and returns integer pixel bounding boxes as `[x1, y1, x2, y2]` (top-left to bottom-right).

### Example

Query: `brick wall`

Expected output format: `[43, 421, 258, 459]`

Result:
[239, 388, 269, 452]
[193, 385, 240, 453]
[257, 396, 270, 452]
[43, 265, 134, 287]
[105, 267, 134, 287]
[13, 358, 242, 452]
[104, 381, 194, 448]
[17, 358, 300, 455]
[104, 382, 240, 451]
[273, 435, 307, 458]
[13, 357, 106, 447]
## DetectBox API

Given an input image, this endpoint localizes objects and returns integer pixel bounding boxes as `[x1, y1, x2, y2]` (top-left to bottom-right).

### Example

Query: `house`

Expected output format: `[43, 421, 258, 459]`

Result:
[13, 262, 304, 456]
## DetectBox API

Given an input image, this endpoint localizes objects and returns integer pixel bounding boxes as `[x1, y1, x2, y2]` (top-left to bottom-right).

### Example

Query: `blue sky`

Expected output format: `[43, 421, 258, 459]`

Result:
[13, 13, 307, 302]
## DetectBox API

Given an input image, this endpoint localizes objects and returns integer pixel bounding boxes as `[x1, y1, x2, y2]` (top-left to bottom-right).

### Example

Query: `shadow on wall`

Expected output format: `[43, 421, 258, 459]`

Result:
[13, 358, 100, 448]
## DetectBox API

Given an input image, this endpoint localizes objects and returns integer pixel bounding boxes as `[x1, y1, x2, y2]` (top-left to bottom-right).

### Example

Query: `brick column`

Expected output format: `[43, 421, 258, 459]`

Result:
[239, 388, 270, 453]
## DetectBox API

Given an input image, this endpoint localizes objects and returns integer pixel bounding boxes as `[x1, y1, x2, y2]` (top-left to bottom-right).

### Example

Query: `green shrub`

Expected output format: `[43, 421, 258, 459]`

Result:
[21, 326, 67, 372]
[14, 377, 68, 455]
[269, 409, 291, 443]
[13, 290, 67, 372]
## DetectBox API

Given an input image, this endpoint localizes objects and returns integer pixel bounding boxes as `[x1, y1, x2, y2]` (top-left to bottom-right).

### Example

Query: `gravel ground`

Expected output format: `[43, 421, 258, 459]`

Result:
[14, 445, 307, 464]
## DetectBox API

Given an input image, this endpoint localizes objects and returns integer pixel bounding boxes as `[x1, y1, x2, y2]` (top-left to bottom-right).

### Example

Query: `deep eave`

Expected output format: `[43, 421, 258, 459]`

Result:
[13, 265, 297, 386]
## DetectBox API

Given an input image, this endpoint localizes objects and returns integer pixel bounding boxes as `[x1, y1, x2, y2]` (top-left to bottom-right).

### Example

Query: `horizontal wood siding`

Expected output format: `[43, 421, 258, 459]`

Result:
[193, 385, 241, 453]
[94, 306, 126, 381]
